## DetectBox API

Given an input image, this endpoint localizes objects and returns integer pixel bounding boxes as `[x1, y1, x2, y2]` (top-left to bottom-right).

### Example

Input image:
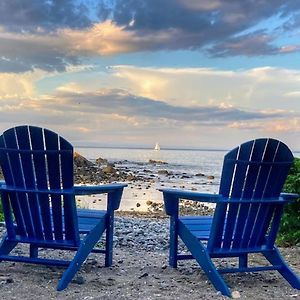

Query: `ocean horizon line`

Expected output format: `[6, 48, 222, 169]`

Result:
[74, 145, 300, 155]
[74, 145, 229, 152]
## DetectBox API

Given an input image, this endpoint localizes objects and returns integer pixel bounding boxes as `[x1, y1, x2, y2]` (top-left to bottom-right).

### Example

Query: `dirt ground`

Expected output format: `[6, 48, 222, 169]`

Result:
[0, 245, 299, 299]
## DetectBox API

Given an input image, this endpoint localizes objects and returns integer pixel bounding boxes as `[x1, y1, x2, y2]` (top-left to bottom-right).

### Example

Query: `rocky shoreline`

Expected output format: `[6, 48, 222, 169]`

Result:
[73, 152, 218, 214]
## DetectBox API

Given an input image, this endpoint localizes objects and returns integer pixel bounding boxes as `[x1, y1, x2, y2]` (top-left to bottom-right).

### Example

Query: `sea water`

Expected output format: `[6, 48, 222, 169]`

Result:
[75, 147, 225, 211]
[75, 147, 300, 211]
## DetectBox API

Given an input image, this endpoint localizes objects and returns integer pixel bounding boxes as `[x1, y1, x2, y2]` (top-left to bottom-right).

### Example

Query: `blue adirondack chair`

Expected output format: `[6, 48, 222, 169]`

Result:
[0, 125, 127, 291]
[160, 138, 300, 297]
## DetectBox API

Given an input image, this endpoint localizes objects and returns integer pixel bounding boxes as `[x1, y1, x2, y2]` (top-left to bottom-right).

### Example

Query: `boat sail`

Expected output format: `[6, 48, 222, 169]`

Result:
[154, 142, 160, 151]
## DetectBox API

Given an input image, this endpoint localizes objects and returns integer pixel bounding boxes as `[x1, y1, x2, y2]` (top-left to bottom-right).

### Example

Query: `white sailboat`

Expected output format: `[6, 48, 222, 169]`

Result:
[154, 142, 160, 151]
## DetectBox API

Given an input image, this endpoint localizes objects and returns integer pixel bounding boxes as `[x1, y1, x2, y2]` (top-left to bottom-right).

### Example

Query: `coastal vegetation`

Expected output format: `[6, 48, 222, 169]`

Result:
[278, 157, 300, 246]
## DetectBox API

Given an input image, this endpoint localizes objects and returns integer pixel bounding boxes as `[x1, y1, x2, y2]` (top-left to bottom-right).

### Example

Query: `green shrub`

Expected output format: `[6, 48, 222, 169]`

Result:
[277, 157, 300, 246]
[0, 198, 4, 222]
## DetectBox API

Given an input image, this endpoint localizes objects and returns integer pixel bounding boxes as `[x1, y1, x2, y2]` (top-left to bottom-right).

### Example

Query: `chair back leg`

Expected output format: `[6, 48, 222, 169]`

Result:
[264, 248, 300, 289]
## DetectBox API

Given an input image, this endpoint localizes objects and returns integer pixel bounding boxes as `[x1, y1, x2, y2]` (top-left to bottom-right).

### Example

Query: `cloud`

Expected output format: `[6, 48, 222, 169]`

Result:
[285, 91, 300, 97]
[0, 84, 298, 148]
[18, 88, 285, 127]
[0, 20, 168, 73]
[0, 28, 79, 72]
[0, 85, 288, 128]
[0, 21, 135, 72]
[208, 31, 300, 57]
[208, 32, 279, 57]
[0, 0, 91, 32]
[0, 70, 45, 98]
[0, 64, 299, 148]
[107, 65, 300, 113]
[0, 1, 299, 74]
[229, 118, 300, 133]
[97, 0, 300, 56]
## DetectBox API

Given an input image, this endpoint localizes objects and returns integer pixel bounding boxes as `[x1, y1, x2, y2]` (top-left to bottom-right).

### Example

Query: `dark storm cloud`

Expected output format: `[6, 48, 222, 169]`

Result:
[0, 0, 91, 32]
[98, 0, 300, 56]
[54, 89, 283, 125]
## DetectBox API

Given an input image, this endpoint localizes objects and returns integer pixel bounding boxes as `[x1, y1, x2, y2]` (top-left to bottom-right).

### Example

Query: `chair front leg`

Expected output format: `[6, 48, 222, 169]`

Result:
[169, 214, 179, 268]
[105, 211, 114, 267]
[105, 189, 123, 267]
[163, 194, 180, 268]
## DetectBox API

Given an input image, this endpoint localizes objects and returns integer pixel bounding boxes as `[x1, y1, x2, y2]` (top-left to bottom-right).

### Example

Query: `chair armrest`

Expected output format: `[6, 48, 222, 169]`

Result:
[159, 188, 221, 202]
[159, 188, 221, 216]
[74, 183, 127, 195]
[74, 183, 127, 211]
[280, 192, 299, 201]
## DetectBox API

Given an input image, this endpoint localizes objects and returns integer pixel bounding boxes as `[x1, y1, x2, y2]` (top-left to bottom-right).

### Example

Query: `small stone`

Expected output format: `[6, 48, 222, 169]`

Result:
[138, 272, 149, 279]
[195, 173, 205, 177]
[6, 278, 14, 284]
[136, 203, 141, 207]
[232, 291, 241, 298]
[72, 275, 85, 285]
[0, 276, 14, 284]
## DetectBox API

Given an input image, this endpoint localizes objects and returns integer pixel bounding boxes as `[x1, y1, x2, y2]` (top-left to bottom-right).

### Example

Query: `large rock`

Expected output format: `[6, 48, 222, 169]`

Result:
[74, 152, 94, 168]
[102, 164, 117, 174]
[158, 169, 169, 175]
[95, 157, 108, 165]
[149, 159, 168, 165]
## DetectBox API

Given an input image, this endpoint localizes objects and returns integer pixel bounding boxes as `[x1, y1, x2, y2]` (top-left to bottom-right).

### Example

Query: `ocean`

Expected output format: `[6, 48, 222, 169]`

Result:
[75, 147, 225, 211]
[75, 147, 300, 211]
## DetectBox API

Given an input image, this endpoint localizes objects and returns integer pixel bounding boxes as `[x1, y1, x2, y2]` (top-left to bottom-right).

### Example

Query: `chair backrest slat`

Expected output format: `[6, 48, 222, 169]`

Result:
[60, 137, 79, 242]
[0, 126, 79, 246]
[208, 147, 238, 250]
[208, 138, 293, 253]
[1, 128, 31, 237]
[44, 128, 63, 240]
[15, 126, 44, 239]
[29, 126, 53, 240]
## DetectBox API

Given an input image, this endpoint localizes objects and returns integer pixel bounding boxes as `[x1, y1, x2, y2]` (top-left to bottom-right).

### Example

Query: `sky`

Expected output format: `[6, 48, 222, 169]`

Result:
[0, 0, 300, 150]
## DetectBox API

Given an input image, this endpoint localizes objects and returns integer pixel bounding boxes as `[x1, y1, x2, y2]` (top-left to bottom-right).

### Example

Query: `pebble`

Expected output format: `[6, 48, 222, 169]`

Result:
[112, 217, 171, 251]
[72, 275, 85, 285]
[138, 272, 149, 279]
[232, 290, 241, 298]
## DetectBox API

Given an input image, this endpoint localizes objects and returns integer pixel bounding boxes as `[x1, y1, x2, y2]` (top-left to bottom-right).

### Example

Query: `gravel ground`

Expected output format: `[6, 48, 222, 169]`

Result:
[0, 217, 299, 300]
